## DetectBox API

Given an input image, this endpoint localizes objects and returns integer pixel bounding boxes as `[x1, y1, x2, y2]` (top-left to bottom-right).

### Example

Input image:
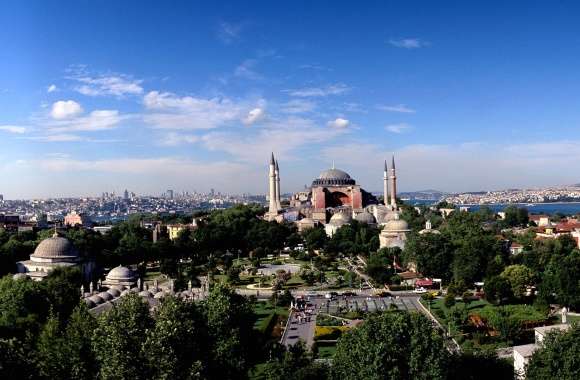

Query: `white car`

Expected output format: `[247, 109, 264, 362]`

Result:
[324, 293, 332, 299]
[413, 287, 427, 294]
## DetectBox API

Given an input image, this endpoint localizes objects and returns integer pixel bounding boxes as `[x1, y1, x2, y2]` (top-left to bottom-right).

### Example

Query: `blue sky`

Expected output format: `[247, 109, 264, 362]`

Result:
[2, 1, 580, 198]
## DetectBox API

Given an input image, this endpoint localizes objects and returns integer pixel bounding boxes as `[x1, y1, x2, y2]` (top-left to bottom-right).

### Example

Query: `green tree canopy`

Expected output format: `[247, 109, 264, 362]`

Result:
[332, 312, 447, 380]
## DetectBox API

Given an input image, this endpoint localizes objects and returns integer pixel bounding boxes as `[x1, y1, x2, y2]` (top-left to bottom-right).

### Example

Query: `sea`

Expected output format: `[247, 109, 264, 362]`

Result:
[407, 200, 580, 216]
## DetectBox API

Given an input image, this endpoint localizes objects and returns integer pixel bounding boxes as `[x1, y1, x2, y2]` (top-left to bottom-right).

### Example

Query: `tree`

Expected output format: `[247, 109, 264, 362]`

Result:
[62, 304, 98, 380]
[485, 306, 521, 343]
[204, 283, 254, 379]
[302, 227, 327, 253]
[42, 266, 82, 324]
[144, 296, 206, 380]
[0, 275, 49, 339]
[526, 324, 580, 379]
[538, 250, 580, 309]
[0, 338, 37, 379]
[332, 312, 447, 380]
[403, 233, 454, 283]
[500, 265, 533, 299]
[503, 206, 528, 227]
[36, 313, 68, 379]
[484, 276, 513, 305]
[92, 293, 153, 380]
[447, 351, 513, 380]
[262, 341, 329, 380]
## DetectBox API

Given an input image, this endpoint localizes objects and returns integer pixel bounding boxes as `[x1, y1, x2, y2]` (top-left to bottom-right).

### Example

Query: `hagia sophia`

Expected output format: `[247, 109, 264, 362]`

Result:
[265, 153, 410, 249]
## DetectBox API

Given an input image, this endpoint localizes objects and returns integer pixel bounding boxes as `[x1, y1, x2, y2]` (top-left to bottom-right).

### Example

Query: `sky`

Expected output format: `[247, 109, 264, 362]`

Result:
[2, 1, 580, 199]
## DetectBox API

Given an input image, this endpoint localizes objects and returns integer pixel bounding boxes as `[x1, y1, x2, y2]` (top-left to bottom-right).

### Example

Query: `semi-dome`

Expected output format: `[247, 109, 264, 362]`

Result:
[355, 211, 376, 224]
[312, 168, 356, 186]
[31, 233, 79, 260]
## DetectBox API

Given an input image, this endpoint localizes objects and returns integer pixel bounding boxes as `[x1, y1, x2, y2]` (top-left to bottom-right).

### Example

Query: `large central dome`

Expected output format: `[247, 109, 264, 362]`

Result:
[31, 234, 79, 261]
[313, 168, 356, 186]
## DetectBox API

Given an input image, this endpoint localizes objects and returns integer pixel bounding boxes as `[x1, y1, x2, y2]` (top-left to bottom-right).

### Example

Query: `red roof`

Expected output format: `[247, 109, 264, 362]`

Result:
[416, 278, 433, 287]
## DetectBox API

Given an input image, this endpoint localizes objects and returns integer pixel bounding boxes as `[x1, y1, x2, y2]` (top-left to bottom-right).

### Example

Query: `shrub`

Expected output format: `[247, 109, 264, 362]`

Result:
[444, 294, 456, 308]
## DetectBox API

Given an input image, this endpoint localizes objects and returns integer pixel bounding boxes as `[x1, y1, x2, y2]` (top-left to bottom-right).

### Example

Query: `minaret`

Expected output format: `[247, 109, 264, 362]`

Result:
[275, 159, 281, 211]
[390, 155, 397, 208]
[383, 160, 389, 206]
[268, 153, 278, 215]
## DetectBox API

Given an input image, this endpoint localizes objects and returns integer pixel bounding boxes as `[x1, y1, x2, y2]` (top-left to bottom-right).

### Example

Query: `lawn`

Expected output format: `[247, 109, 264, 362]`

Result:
[316, 343, 337, 359]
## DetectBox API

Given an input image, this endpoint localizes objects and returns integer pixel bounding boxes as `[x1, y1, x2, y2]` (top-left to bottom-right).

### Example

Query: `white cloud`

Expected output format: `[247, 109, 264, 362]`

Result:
[217, 21, 242, 44]
[66, 66, 143, 97]
[160, 132, 199, 146]
[327, 118, 350, 129]
[243, 108, 265, 125]
[47, 84, 57, 93]
[46, 110, 121, 132]
[234, 59, 262, 80]
[0, 125, 27, 134]
[385, 123, 412, 133]
[377, 104, 415, 113]
[284, 83, 350, 97]
[280, 99, 316, 114]
[388, 38, 428, 49]
[50, 100, 83, 120]
[202, 117, 347, 164]
[37, 134, 83, 142]
[143, 90, 248, 130]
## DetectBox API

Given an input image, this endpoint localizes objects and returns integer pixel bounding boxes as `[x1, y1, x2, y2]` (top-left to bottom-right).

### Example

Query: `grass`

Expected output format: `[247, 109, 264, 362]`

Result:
[316, 344, 337, 359]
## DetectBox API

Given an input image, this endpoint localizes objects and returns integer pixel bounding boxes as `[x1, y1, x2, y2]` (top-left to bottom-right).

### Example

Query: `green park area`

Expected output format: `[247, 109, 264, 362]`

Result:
[422, 296, 549, 350]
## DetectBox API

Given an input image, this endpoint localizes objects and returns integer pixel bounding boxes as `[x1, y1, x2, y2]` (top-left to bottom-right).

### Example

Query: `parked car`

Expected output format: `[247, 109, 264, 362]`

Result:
[413, 287, 427, 294]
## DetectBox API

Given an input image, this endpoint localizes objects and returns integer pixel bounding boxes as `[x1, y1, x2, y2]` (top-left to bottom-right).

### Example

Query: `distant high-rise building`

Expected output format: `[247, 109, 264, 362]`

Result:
[0, 194, 3, 201]
[167, 189, 174, 199]
[210, 188, 215, 196]
[123, 189, 129, 200]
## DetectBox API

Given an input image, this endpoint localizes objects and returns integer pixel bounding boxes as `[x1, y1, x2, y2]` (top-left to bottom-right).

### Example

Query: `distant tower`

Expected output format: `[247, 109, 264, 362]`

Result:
[275, 159, 281, 211]
[390, 155, 397, 208]
[123, 189, 129, 201]
[383, 160, 389, 206]
[268, 153, 278, 215]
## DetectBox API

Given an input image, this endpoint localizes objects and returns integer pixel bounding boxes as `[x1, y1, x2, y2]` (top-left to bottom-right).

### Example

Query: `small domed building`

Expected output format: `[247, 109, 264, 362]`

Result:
[379, 213, 411, 249]
[102, 265, 138, 289]
[325, 211, 353, 237]
[16, 231, 95, 281]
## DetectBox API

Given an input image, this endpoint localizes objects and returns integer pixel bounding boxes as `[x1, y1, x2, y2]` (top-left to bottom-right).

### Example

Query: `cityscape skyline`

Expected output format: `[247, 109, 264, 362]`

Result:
[3, 2, 580, 198]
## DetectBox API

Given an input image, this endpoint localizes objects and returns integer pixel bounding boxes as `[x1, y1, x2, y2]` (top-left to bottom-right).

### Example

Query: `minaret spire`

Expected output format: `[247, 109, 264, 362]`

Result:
[275, 159, 281, 211]
[268, 153, 278, 216]
[383, 160, 389, 206]
[390, 154, 397, 208]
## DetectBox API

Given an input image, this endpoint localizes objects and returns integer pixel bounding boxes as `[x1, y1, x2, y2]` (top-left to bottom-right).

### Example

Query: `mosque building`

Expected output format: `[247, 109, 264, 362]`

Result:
[15, 231, 96, 282]
[265, 154, 410, 249]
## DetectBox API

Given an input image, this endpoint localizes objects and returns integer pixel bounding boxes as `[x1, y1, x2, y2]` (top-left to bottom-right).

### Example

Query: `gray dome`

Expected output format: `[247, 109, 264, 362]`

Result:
[313, 168, 355, 186]
[139, 290, 153, 298]
[329, 212, 352, 226]
[89, 295, 105, 304]
[32, 234, 78, 259]
[384, 218, 410, 232]
[83, 298, 96, 308]
[106, 266, 136, 282]
[318, 168, 351, 180]
[98, 292, 113, 301]
[355, 211, 376, 224]
[107, 288, 121, 298]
